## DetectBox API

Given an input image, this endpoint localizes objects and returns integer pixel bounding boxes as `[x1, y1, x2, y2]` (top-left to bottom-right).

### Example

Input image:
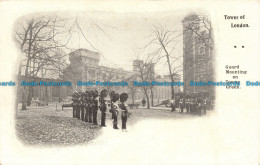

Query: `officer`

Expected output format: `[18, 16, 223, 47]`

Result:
[80, 92, 85, 121]
[84, 91, 89, 122]
[110, 92, 120, 129]
[120, 93, 129, 132]
[100, 89, 108, 127]
[92, 90, 99, 125]
[109, 91, 116, 119]
[179, 96, 184, 113]
[75, 91, 81, 119]
[185, 95, 191, 113]
[72, 92, 77, 118]
[88, 90, 93, 123]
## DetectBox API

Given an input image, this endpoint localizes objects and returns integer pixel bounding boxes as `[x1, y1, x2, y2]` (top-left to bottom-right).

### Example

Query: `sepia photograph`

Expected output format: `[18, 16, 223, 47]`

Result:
[0, 1, 259, 165]
[14, 9, 216, 145]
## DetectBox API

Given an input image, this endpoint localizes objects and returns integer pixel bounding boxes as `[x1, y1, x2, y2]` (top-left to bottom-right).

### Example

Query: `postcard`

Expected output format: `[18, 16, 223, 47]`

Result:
[0, 0, 259, 165]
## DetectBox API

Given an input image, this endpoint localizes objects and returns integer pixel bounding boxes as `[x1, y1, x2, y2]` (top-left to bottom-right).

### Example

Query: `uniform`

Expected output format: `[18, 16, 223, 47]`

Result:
[92, 90, 99, 125]
[100, 89, 108, 127]
[179, 97, 184, 113]
[120, 93, 129, 131]
[80, 92, 85, 121]
[75, 92, 81, 119]
[110, 92, 120, 129]
[185, 97, 191, 113]
[84, 91, 89, 122]
[72, 92, 77, 118]
[88, 92, 93, 123]
[111, 102, 119, 129]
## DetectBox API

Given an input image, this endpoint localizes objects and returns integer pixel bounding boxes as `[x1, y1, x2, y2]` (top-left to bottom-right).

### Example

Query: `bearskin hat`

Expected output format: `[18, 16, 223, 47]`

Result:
[111, 93, 119, 103]
[88, 90, 94, 98]
[120, 93, 128, 103]
[100, 89, 108, 98]
[92, 90, 98, 98]
[109, 91, 115, 99]
[74, 92, 80, 98]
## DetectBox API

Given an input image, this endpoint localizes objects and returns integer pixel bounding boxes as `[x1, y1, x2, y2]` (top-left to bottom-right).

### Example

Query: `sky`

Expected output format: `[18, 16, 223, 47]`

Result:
[64, 10, 188, 77]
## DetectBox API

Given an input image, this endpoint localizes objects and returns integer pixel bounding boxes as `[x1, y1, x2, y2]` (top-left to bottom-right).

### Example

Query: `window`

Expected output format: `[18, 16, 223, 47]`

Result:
[199, 46, 205, 55]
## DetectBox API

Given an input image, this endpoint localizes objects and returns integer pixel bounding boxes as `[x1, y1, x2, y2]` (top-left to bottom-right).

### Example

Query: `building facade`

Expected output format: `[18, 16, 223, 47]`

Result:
[182, 13, 215, 99]
[19, 48, 180, 105]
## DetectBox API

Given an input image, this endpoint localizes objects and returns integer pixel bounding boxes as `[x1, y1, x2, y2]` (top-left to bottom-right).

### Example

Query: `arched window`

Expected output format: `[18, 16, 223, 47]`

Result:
[199, 46, 205, 55]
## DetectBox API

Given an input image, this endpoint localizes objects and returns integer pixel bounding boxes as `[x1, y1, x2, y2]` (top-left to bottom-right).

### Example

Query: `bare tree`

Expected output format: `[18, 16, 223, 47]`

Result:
[145, 25, 183, 99]
[14, 14, 74, 110]
[123, 74, 138, 104]
[183, 15, 213, 49]
[133, 48, 158, 109]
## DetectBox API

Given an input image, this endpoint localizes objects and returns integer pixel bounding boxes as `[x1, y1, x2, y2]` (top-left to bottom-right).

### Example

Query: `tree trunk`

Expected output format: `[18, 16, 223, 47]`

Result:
[144, 90, 150, 109]
[45, 86, 49, 105]
[171, 85, 175, 99]
[150, 88, 154, 107]
[21, 87, 28, 110]
[132, 91, 135, 104]
[27, 85, 33, 106]
[16, 62, 22, 113]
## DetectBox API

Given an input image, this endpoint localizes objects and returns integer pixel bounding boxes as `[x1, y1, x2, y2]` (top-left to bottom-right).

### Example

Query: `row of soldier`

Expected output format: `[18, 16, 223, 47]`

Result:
[174, 96, 212, 115]
[72, 89, 130, 131]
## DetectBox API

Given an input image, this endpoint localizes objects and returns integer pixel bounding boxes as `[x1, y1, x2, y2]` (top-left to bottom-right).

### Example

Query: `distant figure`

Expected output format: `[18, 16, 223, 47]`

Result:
[179, 96, 184, 113]
[205, 97, 211, 110]
[170, 99, 175, 112]
[185, 96, 191, 113]
[35, 98, 39, 106]
[142, 98, 146, 107]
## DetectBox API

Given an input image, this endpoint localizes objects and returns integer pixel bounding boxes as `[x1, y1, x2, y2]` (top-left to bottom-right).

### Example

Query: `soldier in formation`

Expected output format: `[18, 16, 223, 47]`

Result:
[100, 89, 109, 127]
[120, 93, 130, 132]
[92, 90, 99, 125]
[71, 89, 132, 131]
[110, 91, 120, 129]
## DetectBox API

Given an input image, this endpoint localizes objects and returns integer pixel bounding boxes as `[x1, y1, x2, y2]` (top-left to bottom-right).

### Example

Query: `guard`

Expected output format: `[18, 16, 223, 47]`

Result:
[179, 96, 184, 113]
[88, 90, 93, 123]
[110, 92, 119, 129]
[92, 90, 99, 125]
[72, 92, 77, 118]
[120, 93, 129, 132]
[80, 92, 85, 121]
[84, 91, 89, 122]
[100, 89, 108, 127]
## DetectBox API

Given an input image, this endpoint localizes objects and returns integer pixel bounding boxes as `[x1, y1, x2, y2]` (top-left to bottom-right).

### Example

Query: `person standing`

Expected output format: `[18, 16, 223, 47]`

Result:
[84, 91, 89, 122]
[92, 90, 99, 125]
[185, 96, 191, 113]
[80, 92, 85, 121]
[75, 92, 81, 119]
[120, 93, 129, 132]
[142, 98, 146, 107]
[111, 93, 119, 129]
[72, 92, 77, 118]
[100, 89, 108, 127]
[170, 99, 175, 112]
[179, 96, 184, 113]
[88, 90, 93, 123]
